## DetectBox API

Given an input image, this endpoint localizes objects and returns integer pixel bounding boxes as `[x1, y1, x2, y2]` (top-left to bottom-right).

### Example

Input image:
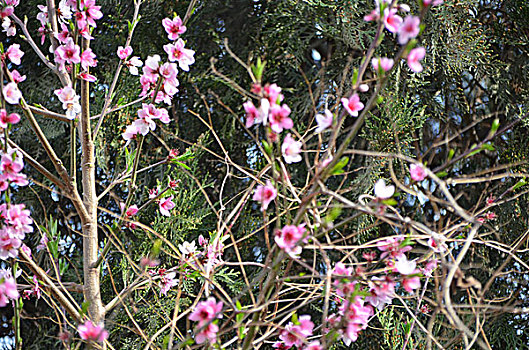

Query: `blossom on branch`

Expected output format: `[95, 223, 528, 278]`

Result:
[2, 82, 22, 105]
[78, 320, 108, 343]
[253, 180, 277, 211]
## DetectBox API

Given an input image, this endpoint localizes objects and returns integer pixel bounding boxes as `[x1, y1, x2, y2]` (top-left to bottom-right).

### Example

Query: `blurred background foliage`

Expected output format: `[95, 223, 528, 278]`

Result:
[1, 0, 529, 348]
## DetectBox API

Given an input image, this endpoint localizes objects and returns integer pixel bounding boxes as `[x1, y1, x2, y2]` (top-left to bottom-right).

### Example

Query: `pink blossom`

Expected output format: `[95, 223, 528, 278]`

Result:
[332, 262, 356, 297]
[395, 256, 417, 275]
[122, 123, 139, 141]
[80, 48, 97, 70]
[341, 93, 364, 117]
[278, 315, 314, 347]
[243, 101, 259, 128]
[407, 47, 426, 73]
[78, 23, 94, 40]
[148, 188, 159, 199]
[422, 259, 439, 277]
[402, 273, 421, 292]
[306, 341, 323, 350]
[0, 228, 22, 259]
[78, 72, 97, 82]
[78, 320, 108, 343]
[315, 109, 333, 133]
[23, 275, 41, 300]
[195, 322, 219, 344]
[4, 203, 34, 235]
[263, 83, 284, 104]
[398, 16, 420, 45]
[198, 235, 207, 246]
[125, 56, 143, 75]
[0, 6, 14, 19]
[57, 0, 73, 22]
[410, 163, 427, 181]
[253, 180, 277, 211]
[37, 25, 46, 45]
[142, 55, 161, 79]
[21, 244, 31, 258]
[371, 57, 394, 73]
[37, 5, 48, 26]
[117, 45, 132, 60]
[159, 271, 177, 296]
[164, 39, 195, 71]
[55, 38, 81, 67]
[189, 297, 223, 323]
[274, 224, 306, 257]
[269, 104, 293, 133]
[374, 179, 394, 199]
[55, 23, 70, 44]
[3, 82, 22, 105]
[6, 44, 24, 65]
[0, 269, 19, 307]
[377, 236, 412, 260]
[423, 0, 444, 6]
[2, 17, 16, 37]
[82, 0, 103, 28]
[162, 16, 186, 40]
[384, 8, 403, 33]
[0, 110, 20, 128]
[120, 203, 138, 217]
[36, 234, 48, 252]
[9, 70, 24, 83]
[339, 297, 373, 326]
[159, 196, 175, 216]
[364, 9, 379, 22]
[427, 236, 447, 253]
[159, 62, 178, 81]
[281, 134, 302, 164]
[54, 86, 81, 119]
[366, 276, 395, 310]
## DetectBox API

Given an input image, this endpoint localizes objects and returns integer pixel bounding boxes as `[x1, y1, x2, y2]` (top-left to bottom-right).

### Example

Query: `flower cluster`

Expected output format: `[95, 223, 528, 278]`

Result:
[1, 0, 19, 37]
[0, 203, 33, 260]
[178, 234, 225, 271]
[78, 320, 108, 343]
[0, 268, 19, 307]
[189, 297, 223, 344]
[326, 263, 374, 345]
[365, 1, 430, 72]
[244, 83, 304, 164]
[273, 315, 320, 350]
[121, 14, 194, 141]
[54, 86, 81, 120]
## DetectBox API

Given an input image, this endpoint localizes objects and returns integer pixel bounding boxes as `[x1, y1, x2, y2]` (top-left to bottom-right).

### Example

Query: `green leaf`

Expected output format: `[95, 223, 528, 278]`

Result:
[238, 326, 246, 339]
[80, 301, 90, 317]
[251, 57, 266, 82]
[175, 149, 195, 161]
[466, 144, 482, 158]
[481, 143, 495, 151]
[352, 68, 359, 86]
[488, 118, 500, 138]
[436, 171, 448, 178]
[262, 140, 273, 157]
[382, 198, 397, 206]
[512, 178, 526, 191]
[447, 149, 455, 162]
[47, 240, 59, 259]
[330, 157, 349, 175]
[59, 258, 69, 275]
[174, 161, 191, 170]
[291, 313, 299, 325]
